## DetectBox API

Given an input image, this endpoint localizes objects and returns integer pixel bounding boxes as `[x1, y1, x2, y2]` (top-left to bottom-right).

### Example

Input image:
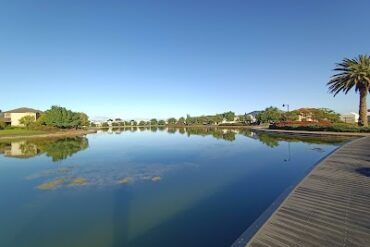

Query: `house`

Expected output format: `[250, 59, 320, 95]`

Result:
[244, 111, 260, 123]
[107, 119, 113, 126]
[341, 112, 359, 123]
[0, 107, 42, 127]
[341, 110, 370, 123]
[296, 108, 316, 122]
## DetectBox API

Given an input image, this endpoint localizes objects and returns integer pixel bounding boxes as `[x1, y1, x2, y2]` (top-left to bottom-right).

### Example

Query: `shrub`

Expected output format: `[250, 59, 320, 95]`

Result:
[270, 121, 370, 132]
[0, 121, 6, 130]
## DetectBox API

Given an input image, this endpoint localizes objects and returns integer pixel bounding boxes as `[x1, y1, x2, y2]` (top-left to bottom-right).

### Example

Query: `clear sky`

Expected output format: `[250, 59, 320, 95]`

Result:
[1, 0, 369, 120]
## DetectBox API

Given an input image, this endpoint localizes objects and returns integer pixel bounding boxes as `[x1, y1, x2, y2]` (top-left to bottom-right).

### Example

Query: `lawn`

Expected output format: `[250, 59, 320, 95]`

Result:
[0, 128, 49, 137]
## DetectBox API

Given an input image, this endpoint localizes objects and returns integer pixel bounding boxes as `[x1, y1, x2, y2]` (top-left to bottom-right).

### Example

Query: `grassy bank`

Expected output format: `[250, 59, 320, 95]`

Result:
[0, 129, 48, 137]
[0, 128, 95, 140]
[269, 122, 370, 133]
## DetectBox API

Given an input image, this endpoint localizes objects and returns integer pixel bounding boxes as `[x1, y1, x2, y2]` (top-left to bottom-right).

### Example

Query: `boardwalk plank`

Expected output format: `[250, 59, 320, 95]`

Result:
[244, 137, 370, 247]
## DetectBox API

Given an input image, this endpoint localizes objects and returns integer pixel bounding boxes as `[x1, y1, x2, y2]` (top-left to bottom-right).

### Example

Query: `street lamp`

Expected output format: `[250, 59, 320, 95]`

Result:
[282, 104, 290, 112]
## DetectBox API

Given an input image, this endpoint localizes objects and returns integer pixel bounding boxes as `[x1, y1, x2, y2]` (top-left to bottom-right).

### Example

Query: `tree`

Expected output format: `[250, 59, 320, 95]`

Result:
[282, 111, 299, 121]
[177, 117, 185, 125]
[38, 106, 86, 129]
[257, 107, 283, 123]
[19, 115, 36, 128]
[167, 118, 177, 125]
[312, 108, 340, 122]
[0, 120, 6, 130]
[213, 115, 224, 125]
[223, 111, 235, 121]
[186, 115, 196, 125]
[139, 121, 146, 126]
[112, 122, 120, 127]
[328, 55, 370, 127]
[150, 118, 158, 125]
[78, 113, 89, 127]
[158, 120, 166, 125]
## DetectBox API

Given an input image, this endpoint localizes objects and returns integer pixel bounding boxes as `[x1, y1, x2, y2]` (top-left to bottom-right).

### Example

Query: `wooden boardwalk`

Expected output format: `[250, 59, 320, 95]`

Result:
[240, 136, 370, 247]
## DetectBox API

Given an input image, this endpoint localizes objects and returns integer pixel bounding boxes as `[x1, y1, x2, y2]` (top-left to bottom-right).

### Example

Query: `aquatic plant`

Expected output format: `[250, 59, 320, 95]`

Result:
[37, 178, 66, 190]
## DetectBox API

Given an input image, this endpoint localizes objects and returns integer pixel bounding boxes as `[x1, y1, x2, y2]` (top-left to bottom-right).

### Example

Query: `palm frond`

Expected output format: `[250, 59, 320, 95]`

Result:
[327, 55, 370, 97]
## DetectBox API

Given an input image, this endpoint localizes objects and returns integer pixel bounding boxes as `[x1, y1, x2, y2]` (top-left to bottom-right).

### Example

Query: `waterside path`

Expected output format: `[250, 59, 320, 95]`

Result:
[234, 136, 370, 247]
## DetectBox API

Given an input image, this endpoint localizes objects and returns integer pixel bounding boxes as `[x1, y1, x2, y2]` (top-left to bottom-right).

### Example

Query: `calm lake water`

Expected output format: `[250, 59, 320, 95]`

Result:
[0, 128, 348, 247]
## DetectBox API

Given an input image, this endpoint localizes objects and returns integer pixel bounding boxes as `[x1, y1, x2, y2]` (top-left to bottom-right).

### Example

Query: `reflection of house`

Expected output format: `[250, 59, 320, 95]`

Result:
[0, 107, 42, 126]
[3, 141, 39, 158]
[341, 112, 359, 123]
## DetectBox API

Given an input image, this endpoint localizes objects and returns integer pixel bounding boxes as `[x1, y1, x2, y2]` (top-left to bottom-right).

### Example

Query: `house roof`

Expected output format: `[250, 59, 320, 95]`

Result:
[4, 107, 42, 114]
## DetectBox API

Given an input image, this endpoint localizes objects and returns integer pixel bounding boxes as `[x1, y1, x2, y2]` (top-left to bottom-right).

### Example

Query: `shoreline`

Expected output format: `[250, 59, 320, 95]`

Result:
[0, 129, 96, 141]
[233, 136, 370, 246]
[251, 127, 370, 137]
[95, 125, 369, 137]
[1, 125, 368, 140]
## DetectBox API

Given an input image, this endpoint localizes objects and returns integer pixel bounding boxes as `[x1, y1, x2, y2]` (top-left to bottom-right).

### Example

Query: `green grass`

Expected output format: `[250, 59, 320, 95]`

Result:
[0, 128, 48, 137]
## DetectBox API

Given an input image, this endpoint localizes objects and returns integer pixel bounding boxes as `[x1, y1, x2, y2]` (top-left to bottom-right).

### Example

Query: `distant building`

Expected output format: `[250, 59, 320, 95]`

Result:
[296, 108, 316, 122]
[244, 111, 260, 123]
[341, 112, 359, 123]
[341, 110, 370, 123]
[91, 120, 104, 127]
[0, 107, 42, 127]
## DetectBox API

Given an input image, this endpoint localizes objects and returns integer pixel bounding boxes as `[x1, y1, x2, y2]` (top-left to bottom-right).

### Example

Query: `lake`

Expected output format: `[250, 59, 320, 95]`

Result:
[0, 127, 349, 247]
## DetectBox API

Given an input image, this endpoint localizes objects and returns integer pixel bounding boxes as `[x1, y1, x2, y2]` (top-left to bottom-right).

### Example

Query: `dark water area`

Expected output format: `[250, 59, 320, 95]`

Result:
[0, 128, 349, 247]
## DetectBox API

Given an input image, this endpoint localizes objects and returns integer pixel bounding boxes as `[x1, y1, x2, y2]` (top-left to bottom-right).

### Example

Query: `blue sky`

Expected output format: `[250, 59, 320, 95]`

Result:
[1, 0, 369, 119]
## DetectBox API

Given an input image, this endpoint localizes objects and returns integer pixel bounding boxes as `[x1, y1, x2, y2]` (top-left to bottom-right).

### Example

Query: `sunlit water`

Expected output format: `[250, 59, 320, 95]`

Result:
[0, 128, 349, 247]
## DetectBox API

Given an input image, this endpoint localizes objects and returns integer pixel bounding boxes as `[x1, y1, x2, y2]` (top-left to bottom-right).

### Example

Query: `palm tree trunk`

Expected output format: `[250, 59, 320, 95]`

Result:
[358, 88, 368, 127]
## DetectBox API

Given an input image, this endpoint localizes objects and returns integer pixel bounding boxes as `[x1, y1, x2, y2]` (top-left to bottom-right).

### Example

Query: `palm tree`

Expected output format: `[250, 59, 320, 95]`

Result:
[327, 55, 370, 127]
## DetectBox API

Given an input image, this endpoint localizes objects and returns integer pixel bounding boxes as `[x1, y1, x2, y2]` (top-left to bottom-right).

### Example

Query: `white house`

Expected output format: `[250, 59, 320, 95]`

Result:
[341, 112, 359, 123]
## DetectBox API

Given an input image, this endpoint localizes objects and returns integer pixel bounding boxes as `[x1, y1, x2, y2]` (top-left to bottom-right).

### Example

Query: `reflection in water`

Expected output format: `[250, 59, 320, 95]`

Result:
[1, 129, 349, 191]
[0, 128, 351, 247]
[97, 127, 349, 147]
[0, 137, 88, 161]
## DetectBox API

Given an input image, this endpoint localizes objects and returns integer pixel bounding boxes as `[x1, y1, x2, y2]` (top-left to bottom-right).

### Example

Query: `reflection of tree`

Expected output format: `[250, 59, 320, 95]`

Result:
[38, 137, 89, 161]
[113, 126, 349, 146]
[178, 128, 186, 135]
[184, 127, 236, 142]
[167, 128, 177, 134]
[0, 137, 88, 161]
[223, 131, 236, 141]
[256, 134, 279, 148]
[19, 143, 39, 157]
